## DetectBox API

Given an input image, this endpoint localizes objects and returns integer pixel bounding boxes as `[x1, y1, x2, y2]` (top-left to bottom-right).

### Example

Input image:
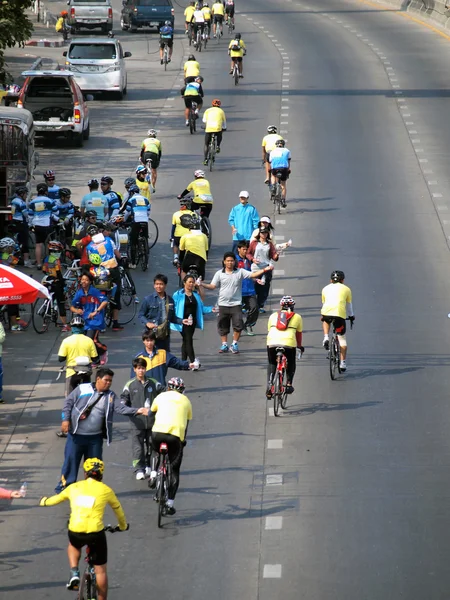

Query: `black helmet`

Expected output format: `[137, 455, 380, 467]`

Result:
[129, 184, 140, 195]
[88, 178, 99, 187]
[15, 186, 28, 196]
[36, 183, 48, 194]
[124, 177, 136, 188]
[188, 54, 196, 61]
[179, 197, 192, 209]
[86, 224, 99, 236]
[275, 139, 285, 147]
[190, 215, 201, 230]
[101, 176, 113, 185]
[59, 187, 71, 197]
[235, 33, 241, 39]
[330, 270, 345, 283]
[85, 210, 97, 220]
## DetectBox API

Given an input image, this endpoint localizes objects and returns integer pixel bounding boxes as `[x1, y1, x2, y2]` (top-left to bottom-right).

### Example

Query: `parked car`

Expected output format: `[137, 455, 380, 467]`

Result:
[120, 0, 174, 32]
[63, 37, 131, 99]
[67, 0, 113, 33]
[17, 71, 90, 147]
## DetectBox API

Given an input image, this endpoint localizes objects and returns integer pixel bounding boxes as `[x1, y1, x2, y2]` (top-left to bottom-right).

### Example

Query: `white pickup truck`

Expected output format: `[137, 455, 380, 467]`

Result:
[67, 0, 113, 33]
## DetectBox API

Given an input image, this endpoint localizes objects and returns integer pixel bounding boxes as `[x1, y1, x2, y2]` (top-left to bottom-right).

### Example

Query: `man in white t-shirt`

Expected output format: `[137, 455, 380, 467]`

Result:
[200, 251, 272, 354]
[191, 7, 205, 46]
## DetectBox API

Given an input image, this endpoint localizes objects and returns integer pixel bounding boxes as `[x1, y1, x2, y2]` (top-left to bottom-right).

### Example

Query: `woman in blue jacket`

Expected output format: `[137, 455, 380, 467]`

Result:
[171, 274, 213, 367]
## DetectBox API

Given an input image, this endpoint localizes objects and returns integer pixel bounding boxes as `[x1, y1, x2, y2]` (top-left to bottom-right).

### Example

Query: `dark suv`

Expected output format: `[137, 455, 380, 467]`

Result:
[120, 0, 174, 32]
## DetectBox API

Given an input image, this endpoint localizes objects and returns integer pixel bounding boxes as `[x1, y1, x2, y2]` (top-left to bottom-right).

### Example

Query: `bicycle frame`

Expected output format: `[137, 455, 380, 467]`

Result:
[208, 133, 217, 170]
[156, 443, 172, 528]
[273, 348, 287, 416]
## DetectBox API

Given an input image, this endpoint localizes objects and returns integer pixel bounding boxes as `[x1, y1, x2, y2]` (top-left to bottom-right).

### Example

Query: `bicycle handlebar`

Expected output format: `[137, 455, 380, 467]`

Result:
[104, 524, 130, 533]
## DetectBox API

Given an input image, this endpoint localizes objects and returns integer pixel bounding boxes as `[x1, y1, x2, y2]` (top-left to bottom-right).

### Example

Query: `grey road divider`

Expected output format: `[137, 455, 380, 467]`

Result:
[372, 0, 450, 32]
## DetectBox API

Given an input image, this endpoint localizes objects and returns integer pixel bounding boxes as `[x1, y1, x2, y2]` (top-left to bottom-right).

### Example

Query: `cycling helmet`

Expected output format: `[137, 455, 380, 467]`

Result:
[330, 270, 345, 283]
[83, 458, 104, 478]
[280, 295, 295, 309]
[235, 33, 241, 40]
[135, 165, 147, 175]
[164, 20, 171, 25]
[179, 197, 192, 208]
[180, 214, 194, 229]
[101, 176, 113, 185]
[267, 125, 277, 133]
[70, 315, 85, 328]
[15, 186, 28, 196]
[86, 224, 99, 236]
[87, 178, 99, 187]
[129, 184, 140, 195]
[147, 129, 157, 137]
[188, 54, 196, 61]
[203, 1, 209, 5]
[124, 177, 136, 188]
[48, 241, 64, 253]
[275, 139, 285, 147]
[194, 169, 205, 178]
[43, 169, 55, 179]
[96, 220, 105, 231]
[59, 187, 71, 197]
[211, 98, 221, 107]
[195, 76, 204, 83]
[36, 183, 48, 194]
[89, 253, 102, 265]
[167, 377, 185, 393]
[0, 237, 16, 250]
[60, 10, 68, 16]
[85, 210, 97, 220]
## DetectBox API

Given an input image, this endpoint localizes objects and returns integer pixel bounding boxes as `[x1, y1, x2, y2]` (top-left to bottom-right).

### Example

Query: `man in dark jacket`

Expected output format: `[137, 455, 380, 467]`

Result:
[138, 273, 189, 350]
[235, 241, 259, 335]
[55, 368, 149, 493]
[121, 357, 164, 481]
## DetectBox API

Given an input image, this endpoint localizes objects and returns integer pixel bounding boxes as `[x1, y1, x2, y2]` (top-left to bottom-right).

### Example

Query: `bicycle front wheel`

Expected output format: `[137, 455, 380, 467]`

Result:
[148, 218, 159, 249]
[32, 299, 52, 334]
[121, 272, 134, 306]
[329, 336, 337, 380]
[280, 369, 288, 409]
[189, 111, 195, 134]
[234, 66, 239, 86]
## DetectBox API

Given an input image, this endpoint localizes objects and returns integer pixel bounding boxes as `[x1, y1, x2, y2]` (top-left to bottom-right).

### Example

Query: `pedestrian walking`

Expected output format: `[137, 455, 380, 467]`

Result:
[228, 191, 259, 252]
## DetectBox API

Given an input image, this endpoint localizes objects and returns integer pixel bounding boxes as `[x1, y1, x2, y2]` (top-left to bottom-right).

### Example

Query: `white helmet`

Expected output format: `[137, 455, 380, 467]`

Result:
[194, 169, 205, 178]
[147, 129, 157, 137]
[0, 237, 15, 249]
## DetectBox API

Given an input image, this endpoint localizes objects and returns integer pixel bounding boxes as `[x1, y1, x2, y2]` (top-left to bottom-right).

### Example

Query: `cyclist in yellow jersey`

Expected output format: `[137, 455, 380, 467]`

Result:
[39, 458, 129, 599]
[202, 98, 227, 164]
[178, 169, 213, 217]
[321, 270, 355, 372]
[184, 54, 201, 83]
[228, 32, 246, 77]
[148, 377, 192, 515]
[262, 125, 283, 184]
[266, 296, 304, 398]
[135, 165, 152, 202]
[202, 2, 212, 37]
[171, 197, 196, 265]
[212, 0, 225, 37]
[184, 1, 195, 34]
[179, 214, 208, 279]
[139, 129, 162, 192]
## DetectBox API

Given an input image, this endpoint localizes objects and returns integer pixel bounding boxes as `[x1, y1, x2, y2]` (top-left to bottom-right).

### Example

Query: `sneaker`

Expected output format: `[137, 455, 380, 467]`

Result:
[129, 263, 137, 269]
[23, 260, 32, 268]
[264, 178, 269, 184]
[282, 199, 287, 208]
[194, 108, 199, 115]
[145, 466, 152, 478]
[286, 385, 294, 394]
[229, 70, 233, 74]
[61, 324, 71, 332]
[36, 264, 42, 270]
[203, 159, 208, 166]
[168, 58, 171, 63]
[172, 254, 179, 266]
[239, 74, 244, 78]
[259, 307, 266, 314]
[136, 471, 145, 481]
[11, 325, 23, 332]
[112, 323, 124, 331]
[323, 338, 329, 351]
[266, 386, 273, 399]
[148, 471, 157, 489]
[185, 120, 189, 126]
[216, 147, 221, 153]
[150, 185, 155, 194]
[160, 59, 163, 65]
[134, 296, 140, 304]
[245, 325, 255, 336]
[165, 503, 176, 515]
[0, 397, 3, 404]
[340, 360, 347, 372]
[17, 319, 28, 328]
[192, 358, 201, 371]
[219, 343, 229, 353]
[230, 342, 239, 354]
[185, 30, 189, 35]
[66, 569, 80, 591]
[213, 33, 216, 38]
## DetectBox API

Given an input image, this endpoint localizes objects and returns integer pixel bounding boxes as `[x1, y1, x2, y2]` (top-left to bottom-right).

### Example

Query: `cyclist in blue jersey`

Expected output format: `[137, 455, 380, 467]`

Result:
[10, 186, 32, 267]
[159, 20, 174, 64]
[100, 176, 123, 218]
[81, 179, 108, 219]
[55, 188, 75, 245]
[180, 76, 204, 127]
[125, 184, 151, 269]
[269, 139, 291, 207]
[29, 183, 59, 269]
[43, 169, 60, 200]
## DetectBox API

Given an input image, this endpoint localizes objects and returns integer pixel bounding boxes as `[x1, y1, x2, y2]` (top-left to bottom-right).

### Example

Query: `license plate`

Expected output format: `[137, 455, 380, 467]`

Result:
[150, 21, 159, 25]
[79, 19, 102, 22]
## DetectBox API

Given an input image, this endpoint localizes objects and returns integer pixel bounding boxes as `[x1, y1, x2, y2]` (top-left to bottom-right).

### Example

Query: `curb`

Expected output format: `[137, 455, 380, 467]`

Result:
[25, 39, 66, 47]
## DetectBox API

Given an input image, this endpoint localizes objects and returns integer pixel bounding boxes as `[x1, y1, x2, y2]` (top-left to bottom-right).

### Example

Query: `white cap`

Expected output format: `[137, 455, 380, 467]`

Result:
[239, 191, 249, 198]
[260, 216, 271, 223]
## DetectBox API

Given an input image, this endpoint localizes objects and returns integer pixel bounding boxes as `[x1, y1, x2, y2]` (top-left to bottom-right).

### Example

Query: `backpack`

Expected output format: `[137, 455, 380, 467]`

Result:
[231, 41, 241, 51]
[275, 311, 294, 331]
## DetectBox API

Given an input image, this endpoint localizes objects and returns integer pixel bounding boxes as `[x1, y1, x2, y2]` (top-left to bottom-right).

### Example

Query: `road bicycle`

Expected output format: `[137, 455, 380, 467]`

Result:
[32, 289, 63, 334]
[188, 23, 194, 46]
[162, 41, 169, 70]
[270, 171, 284, 214]
[231, 58, 240, 85]
[76, 525, 128, 599]
[154, 442, 173, 528]
[226, 14, 234, 34]
[195, 26, 203, 52]
[104, 283, 137, 327]
[62, 258, 82, 302]
[327, 317, 353, 380]
[206, 132, 218, 171]
[129, 223, 149, 272]
[0, 303, 32, 331]
[188, 101, 198, 134]
[272, 347, 288, 416]
[215, 22, 223, 43]
[119, 263, 136, 307]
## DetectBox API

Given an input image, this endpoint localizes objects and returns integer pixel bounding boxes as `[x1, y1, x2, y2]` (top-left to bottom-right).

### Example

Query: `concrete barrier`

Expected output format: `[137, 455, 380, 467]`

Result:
[369, 0, 450, 31]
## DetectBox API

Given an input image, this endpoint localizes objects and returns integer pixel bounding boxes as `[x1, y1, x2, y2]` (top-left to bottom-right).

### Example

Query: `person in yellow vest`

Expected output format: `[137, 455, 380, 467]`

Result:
[139, 129, 162, 193]
[184, 54, 201, 83]
[261, 126, 283, 184]
[212, 0, 225, 37]
[201, 2, 212, 38]
[55, 11, 69, 39]
[202, 99, 227, 164]
[228, 32, 246, 78]
[134, 166, 152, 202]
[184, 1, 196, 35]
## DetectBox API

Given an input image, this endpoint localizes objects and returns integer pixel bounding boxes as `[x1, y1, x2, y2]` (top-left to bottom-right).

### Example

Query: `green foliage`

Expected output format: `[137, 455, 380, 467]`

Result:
[0, 0, 34, 84]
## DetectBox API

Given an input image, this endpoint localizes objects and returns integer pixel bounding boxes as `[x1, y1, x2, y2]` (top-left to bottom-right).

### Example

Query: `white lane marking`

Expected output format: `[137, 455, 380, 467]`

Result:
[37, 379, 53, 387]
[395, 91, 402, 95]
[419, 158, 429, 163]
[268, 34, 274, 38]
[281, 121, 288, 124]
[363, 38, 369, 41]
[397, 98, 405, 102]
[281, 114, 289, 117]
[263, 565, 282, 578]
[356, 34, 363, 37]
[268, 407, 274, 417]
[284, 61, 290, 64]
[161, 112, 169, 116]
[412, 139, 421, 144]
[405, 121, 414, 125]
[399, 105, 409, 109]
[272, 288, 285, 295]
[266, 474, 283, 485]
[282, 86, 289, 89]
[268, 439, 283, 449]
[392, 85, 400, 89]
[265, 516, 283, 530]
[272, 39, 278, 42]
[281, 99, 289, 102]
[437, 205, 448, 210]
[384, 61, 391, 64]
[403, 113, 411, 117]
[415, 148, 424, 153]
[428, 180, 438, 185]
[390, 77, 398, 81]
[433, 193, 443, 198]
[408, 129, 417, 133]
[259, 26, 264, 29]
[274, 235, 285, 240]
[423, 169, 433, 174]
[6, 438, 26, 451]
[276, 219, 286, 224]
[274, 270, 285, 275]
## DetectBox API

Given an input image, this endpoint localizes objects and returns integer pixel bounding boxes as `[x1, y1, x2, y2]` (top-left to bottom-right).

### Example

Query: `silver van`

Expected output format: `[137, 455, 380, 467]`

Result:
[63, 37, 132, 99]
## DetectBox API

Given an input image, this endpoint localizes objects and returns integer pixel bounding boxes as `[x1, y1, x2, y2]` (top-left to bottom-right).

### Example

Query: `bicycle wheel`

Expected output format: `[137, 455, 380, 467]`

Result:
[78, 571, 88, 599]
[336, 338, 342, 374]
[329, 335, 337, 380]
[32, 299, 52, 334]
[148, 218, 159, 249]
[201, 216, 212, 250]
[105, 303, 112, 328]
[208, 138, 216, 171]
[157, 468, 166, 528]
[164, 48, 168, 71]
[273, 372, 281, 417]
[17, 304, 32, 329]
[121, 273, 134, 306]
[234, 65, 239, 86]
[139, 236, 149, 272]
[280, 369, 289, 409]
[189, 110, 195, 134]
[117, 294, 137, 325]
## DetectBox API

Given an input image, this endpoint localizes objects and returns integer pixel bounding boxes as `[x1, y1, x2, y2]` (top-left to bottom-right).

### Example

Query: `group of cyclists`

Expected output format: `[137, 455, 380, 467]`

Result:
[184, 0, 236, 44]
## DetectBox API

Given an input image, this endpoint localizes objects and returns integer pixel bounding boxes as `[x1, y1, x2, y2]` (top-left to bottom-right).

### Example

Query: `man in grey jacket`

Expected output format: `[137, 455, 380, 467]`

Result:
[55, 367, 149, 493]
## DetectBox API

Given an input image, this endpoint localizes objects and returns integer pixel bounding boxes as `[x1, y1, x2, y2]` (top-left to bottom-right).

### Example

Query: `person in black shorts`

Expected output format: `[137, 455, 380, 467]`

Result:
[225, 0, 235, 27]
[180, 76, 204, 126]
[159, 20, 174, 63]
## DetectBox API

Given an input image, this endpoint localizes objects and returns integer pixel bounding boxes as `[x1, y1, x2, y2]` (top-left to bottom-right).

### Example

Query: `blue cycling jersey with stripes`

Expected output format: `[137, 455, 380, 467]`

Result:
[29, 196, 59, 227]
[11, 195, 30, 222]
[126, 194, 151, 223]
[55, 198, 75, 220]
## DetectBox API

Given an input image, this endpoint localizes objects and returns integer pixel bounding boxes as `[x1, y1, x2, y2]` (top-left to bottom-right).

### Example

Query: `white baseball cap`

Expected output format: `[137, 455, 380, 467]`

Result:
[239, 191, 249, 198]
[260, 216, 271, 224]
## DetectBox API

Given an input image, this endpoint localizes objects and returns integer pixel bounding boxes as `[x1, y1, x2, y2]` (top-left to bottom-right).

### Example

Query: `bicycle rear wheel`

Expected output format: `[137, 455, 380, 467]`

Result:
[189, 110, 195, 134]
[17, 304, 32, 329]
[139, 236, 149, 272]
[329, 335, 337, 380]
[234, 65, 239, 85]
[280, 369, 288, 409]
[273, 372, 282, 416]
[208, 138, 216, 171]
[164, 48, 168, 70]
[121, 272, 134, 306]
[148, 218, 159, 249]
[115, 296, 136, 325]
[157, 469, 166, 528]
[201, 216, 212, 251]
[32, 299, 52, 334]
